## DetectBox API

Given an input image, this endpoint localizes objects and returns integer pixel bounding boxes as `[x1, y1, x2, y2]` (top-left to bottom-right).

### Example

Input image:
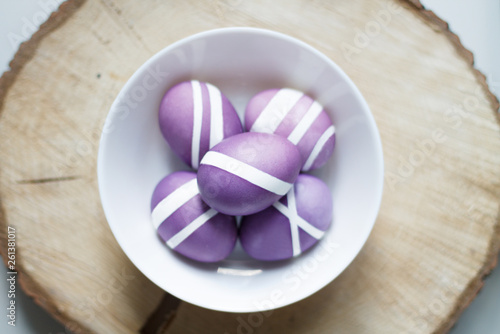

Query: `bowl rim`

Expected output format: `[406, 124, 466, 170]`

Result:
[97, 26, 384, 313]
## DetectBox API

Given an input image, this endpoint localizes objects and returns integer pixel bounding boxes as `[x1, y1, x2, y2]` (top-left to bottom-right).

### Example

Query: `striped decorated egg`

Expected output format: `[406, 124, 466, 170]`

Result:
[159, 80, 243, 169]
[151, 171, 237, 262]
[197, 132, 302, 216]
[245, 88, 336, 171]
[240, 174, 332, 261]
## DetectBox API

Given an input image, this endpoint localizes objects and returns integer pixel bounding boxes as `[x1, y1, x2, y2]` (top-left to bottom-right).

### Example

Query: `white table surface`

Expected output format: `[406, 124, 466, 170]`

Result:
[0, 0, 499, 333]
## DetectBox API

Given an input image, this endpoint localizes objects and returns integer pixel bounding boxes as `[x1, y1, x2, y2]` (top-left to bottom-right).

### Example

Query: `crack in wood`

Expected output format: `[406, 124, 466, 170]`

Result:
[140, 293, 181, 334]
[16, 175, 81, 184]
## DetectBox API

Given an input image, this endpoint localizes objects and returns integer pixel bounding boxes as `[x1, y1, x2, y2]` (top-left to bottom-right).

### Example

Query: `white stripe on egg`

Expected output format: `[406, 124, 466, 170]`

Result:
[166, 208, 218, 249]
[250, 88, 303, 133]
[151, 178, 199, 229]
[191, 80, 203, 169]
[207, 83, 224, 149]
[287, 101, 323, 145]
[302, 125, 336, 171]
[200, 151, 293, 196]
[286, 186, 302, 257]
[273, 187, 326, 256]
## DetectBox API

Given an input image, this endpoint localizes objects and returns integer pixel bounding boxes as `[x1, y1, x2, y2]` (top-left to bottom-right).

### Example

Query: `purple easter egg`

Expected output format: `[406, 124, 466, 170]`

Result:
[245, 88, 336, 171]
[159, 80, 243, 169]
[151, 171, 237, 262]
[197, 132, 302, 216]
[240, 174, 332, 261]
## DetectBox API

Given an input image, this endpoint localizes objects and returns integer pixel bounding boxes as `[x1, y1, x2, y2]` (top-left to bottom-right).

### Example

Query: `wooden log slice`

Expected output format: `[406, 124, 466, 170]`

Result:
[0, 0, 499, 333]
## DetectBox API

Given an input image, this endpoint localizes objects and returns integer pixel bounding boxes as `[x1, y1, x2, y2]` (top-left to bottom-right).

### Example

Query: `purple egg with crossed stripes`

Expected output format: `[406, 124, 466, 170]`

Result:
[159, 80, 243, 169]
[197, 132, 302, 216]
[245, 88, 336, 171]
[240, 174, 333, 261]
[151, 171, 237, 263]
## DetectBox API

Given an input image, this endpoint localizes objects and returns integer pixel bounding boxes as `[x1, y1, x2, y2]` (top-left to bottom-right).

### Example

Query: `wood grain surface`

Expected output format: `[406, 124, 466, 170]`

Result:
[0, 0, 499, 333]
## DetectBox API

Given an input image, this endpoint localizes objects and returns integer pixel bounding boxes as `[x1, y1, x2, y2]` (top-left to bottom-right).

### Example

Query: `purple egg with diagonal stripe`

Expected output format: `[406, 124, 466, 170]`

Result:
[197, 132, 302, 216]
[159, 80, 243, 169]
[245, 88, 336, 171]
[151, 171, 237, 262]
[240, 174, 333, 261]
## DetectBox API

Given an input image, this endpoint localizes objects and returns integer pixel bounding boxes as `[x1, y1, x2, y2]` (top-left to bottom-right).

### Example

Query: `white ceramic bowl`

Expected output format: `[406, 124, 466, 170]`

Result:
[97, 27, 384, 313]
